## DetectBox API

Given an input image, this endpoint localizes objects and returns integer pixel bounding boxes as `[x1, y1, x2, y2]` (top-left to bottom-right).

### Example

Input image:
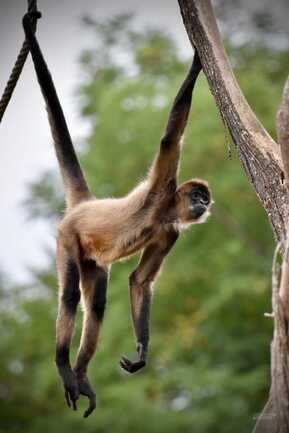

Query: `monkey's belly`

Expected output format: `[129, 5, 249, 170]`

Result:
[81, 225, 155, 265]
[116, 227, 155, 261]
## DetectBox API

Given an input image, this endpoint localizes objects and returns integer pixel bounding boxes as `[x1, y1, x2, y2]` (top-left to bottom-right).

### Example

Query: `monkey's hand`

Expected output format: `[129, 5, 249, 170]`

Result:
[120, 343, 146, 374]
[58, 367, 79, 411]
[120, 356, 146, 373]
[74, 372, 96, 418]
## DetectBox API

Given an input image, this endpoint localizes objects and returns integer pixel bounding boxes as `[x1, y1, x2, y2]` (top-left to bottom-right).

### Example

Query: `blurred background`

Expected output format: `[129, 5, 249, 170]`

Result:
[0, 1, 288, 432]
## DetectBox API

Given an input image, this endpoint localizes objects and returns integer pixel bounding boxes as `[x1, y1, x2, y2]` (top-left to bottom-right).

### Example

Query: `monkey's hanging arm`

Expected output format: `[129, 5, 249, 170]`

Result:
[178, 0, 288, 242]
[120, 53, 202, 374]
[120, 230, 179, 373]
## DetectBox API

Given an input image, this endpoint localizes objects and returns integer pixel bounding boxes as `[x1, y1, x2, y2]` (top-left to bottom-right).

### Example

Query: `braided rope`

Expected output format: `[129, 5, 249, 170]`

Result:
[0, 0, 38, 122]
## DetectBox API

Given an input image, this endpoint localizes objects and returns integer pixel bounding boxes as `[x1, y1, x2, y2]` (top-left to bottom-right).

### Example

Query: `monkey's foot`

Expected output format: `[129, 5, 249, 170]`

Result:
[75, 373, 96, 418]
[59, 367, 79, 410]
[120, 355, 146, 374]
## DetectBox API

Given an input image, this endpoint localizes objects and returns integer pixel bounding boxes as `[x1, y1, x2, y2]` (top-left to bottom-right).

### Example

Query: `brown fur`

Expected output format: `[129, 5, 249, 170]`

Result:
[58, 176, 211, 266]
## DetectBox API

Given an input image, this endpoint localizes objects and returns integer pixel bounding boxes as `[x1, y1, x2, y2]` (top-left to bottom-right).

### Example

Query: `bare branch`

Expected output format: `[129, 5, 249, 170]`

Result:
[276, 76, 289, 318]
[277, 76, 289, 192]
[178, 0, 288, 241]
[279, 233, 289, 319]
[254, 243, 289, 433]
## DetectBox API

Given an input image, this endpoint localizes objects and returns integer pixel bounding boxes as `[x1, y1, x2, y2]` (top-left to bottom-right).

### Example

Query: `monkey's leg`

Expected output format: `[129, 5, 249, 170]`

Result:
[55, 243, 81, 410]
[120, 230, 179, 374]
[73, 260, 108, 418]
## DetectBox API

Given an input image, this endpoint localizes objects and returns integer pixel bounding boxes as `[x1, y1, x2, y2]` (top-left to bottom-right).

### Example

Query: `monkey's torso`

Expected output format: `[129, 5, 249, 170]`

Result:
[58, 180, 176, 267]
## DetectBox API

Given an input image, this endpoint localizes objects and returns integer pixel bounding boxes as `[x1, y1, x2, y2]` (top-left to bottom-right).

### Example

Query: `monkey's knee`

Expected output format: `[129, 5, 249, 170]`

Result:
[61, 259, 81, 313]
[61, 289, 80, 314]
[55, 344, 70, 368]
[91, 269, 107, 322]
[129, 269, 151, 289]
[129, 270, 141, 288]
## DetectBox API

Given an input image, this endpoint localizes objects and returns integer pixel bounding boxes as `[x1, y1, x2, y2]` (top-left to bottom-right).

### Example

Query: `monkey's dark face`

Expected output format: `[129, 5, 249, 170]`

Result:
[175, 179, 212, 225]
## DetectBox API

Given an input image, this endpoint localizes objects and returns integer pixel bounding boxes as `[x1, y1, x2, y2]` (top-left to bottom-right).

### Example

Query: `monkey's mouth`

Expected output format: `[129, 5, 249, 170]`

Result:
[190, 204, 208, 219]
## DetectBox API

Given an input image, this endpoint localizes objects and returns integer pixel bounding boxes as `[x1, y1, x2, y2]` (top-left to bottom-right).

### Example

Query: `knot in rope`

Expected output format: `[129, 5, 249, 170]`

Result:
[0, 0, 39, 122]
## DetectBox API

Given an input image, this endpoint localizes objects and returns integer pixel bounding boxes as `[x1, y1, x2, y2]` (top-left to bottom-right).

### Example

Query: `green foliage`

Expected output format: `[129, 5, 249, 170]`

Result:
[1, 14, 288, 433]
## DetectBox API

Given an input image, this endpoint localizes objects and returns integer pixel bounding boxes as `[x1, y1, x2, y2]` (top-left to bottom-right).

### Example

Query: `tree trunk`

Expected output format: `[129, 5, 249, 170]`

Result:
[177, 1, 289, 431]
[178, 0, 288, 241]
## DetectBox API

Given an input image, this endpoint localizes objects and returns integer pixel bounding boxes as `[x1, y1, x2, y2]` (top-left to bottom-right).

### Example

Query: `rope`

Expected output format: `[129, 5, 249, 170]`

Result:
[0, 0, 38, 122]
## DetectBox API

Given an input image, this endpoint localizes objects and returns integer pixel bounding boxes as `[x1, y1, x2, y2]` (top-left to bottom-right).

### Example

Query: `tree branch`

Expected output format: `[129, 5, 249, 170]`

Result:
[254, 75, 289, 427]
[178, 0, 288, 241]
[277, 76, 289, 191]
[277, 76, 289, 318]
[253, 243, 289, 433]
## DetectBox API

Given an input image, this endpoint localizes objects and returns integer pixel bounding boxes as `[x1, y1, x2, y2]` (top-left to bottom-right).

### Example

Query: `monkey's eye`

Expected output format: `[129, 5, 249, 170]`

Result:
[190, 190, 210, 205]
[191, 192, 200, 200]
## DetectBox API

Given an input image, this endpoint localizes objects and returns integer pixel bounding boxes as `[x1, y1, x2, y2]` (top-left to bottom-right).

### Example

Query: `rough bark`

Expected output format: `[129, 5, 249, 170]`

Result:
[178, 0, 289, 241]
[253, 244, 289, 433]
[277, 77, 289, 192]
[177, 1, 289, 432]
[278, 77, 289, 317]
[254, 76, 289, 432]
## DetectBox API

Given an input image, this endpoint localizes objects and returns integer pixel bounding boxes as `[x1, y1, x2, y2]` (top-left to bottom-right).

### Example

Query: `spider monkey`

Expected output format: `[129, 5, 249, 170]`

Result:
[23, 11, 212, 418]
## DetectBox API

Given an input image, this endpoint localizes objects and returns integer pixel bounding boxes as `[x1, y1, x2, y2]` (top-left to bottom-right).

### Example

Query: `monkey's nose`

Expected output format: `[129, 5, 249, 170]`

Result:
[200, 197, 209, 205]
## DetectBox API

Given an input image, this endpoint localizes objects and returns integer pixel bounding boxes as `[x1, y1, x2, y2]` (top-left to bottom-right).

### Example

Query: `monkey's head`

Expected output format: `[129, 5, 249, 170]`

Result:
[175, 179, 212, 225]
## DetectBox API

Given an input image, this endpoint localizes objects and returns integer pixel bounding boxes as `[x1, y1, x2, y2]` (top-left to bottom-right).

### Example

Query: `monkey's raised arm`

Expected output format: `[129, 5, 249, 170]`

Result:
[150, 52, 202, 188]
[22, 13, 91, 208]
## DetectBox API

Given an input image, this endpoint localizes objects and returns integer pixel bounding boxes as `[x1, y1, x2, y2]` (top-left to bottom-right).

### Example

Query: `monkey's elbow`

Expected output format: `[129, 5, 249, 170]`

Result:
[160, 136, 174, 150]
[129, 271, 138, 288]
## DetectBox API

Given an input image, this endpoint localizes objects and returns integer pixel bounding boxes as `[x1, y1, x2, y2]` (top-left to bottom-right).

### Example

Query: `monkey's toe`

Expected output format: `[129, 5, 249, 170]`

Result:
[64, 383, 79, 410]
[120, 355, 146, 374]
[76, 374, 97, 418]
[60, 367, 79, 410]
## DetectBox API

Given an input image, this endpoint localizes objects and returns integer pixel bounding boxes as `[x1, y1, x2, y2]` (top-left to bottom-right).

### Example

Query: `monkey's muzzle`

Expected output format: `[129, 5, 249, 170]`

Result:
[190, 204, 208, 219]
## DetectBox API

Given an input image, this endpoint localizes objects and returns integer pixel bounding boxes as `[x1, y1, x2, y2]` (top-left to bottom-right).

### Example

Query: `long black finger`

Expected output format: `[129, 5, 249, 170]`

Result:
[72, 397, 78, 411]
[120, 356, 132, 371]
[65, 389, 71, 408]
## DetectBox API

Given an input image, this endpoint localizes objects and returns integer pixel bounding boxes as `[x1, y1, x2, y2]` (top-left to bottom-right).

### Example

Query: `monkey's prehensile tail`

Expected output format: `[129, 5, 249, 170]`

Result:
[23, 13, 92, 209]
